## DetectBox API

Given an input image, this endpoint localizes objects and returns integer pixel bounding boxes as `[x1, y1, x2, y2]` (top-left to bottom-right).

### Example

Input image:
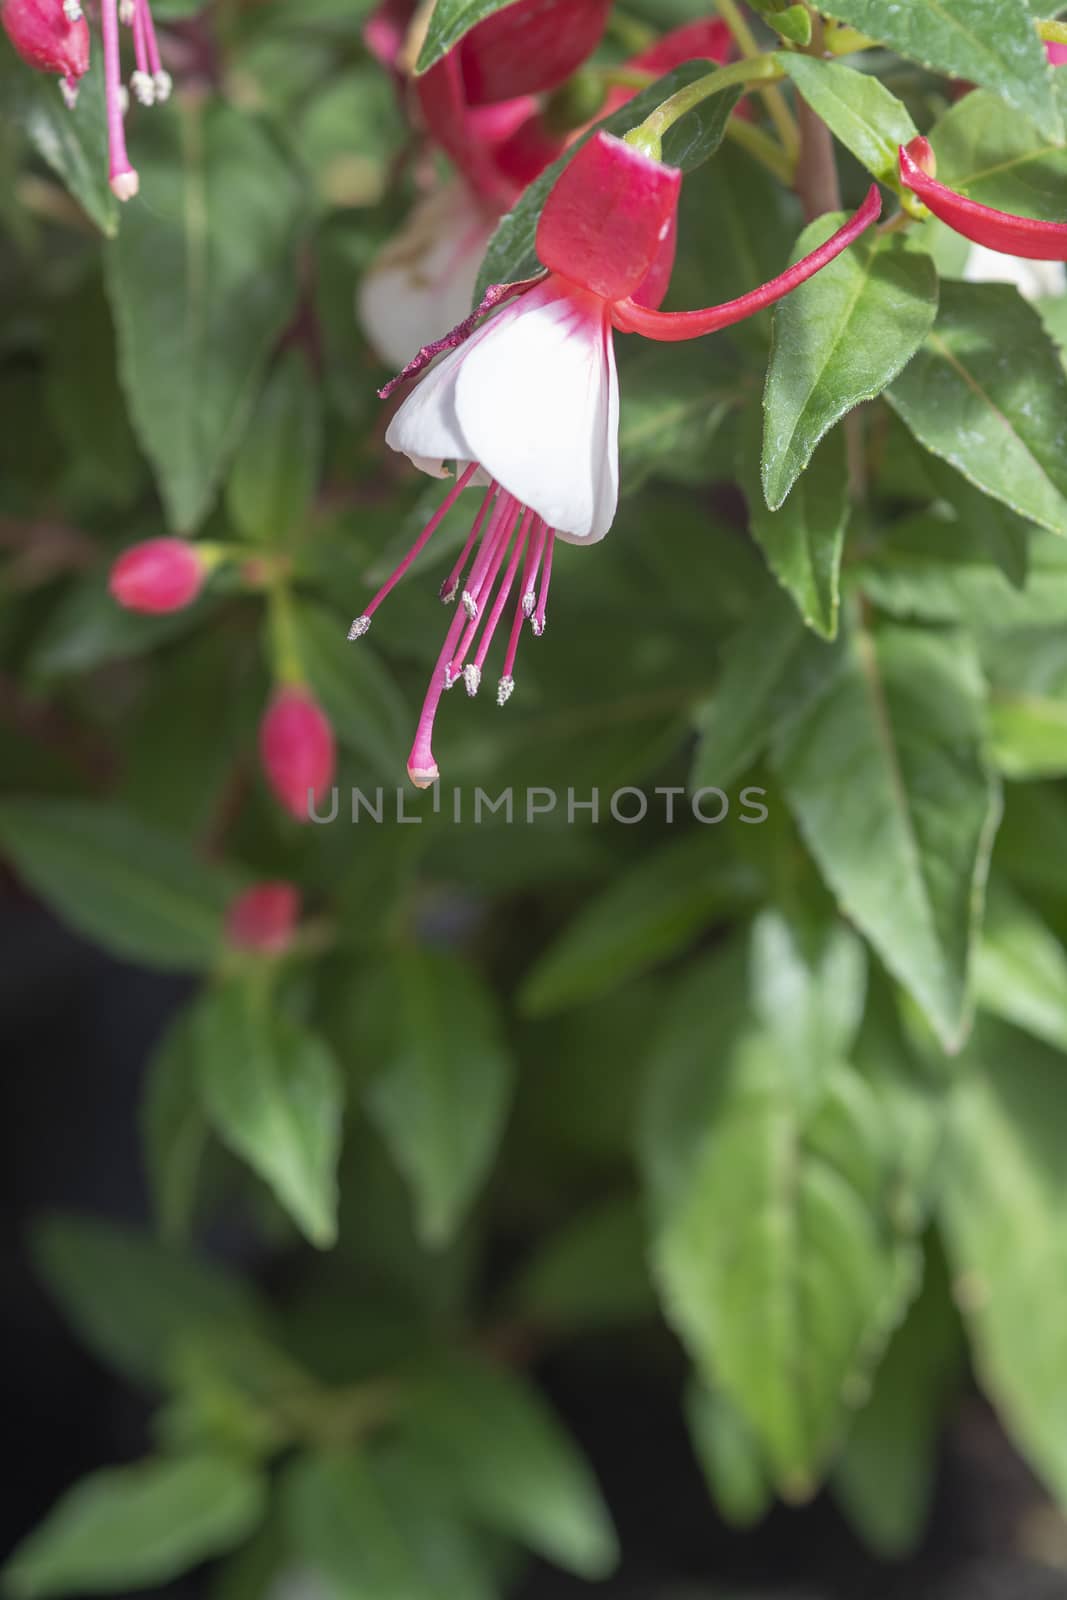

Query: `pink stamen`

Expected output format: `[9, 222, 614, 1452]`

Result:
[448, 500, 519, 678]
[132, 0, 149, 76]
[101, 0, 138, 199]
[501, 519, 546, 688]
[456, 492, 518, 623]
[472, 508, 534, 676]
[352, 463, 477, 632]
[140, 0, 163, 76]
[532, 529, 555, 637]
[440, 479, 497, 603]
[407, 593, 472, 788]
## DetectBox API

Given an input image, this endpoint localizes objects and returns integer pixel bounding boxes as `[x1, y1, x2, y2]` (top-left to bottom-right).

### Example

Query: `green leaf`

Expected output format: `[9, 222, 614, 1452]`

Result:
[508, 1195, 656, 1332]
[105, 101, 305, 532]
[762, 221, 938, 512]
[225, 351, 322, 545]
[31, 1215, 267, 1387]
[617, 341, 737, 498]
[289, 598, 408, 780]
[18, 56, 117, 236]
[416, 0, 520, 71]
[685, 1384, 774, 1529]
[833, 1244, 963, 1558]
[475, 64, 741, 297]
[284, 1449, 494, 1600]
[924, 88, 1067, 220]
[743, 411, 849, 639]
[649, 1014, 918, 1493]
[364, 950, 514, 1246]
[398, 1356, 618, 1578]
[0, 801, 237, 972]
[888, 283, 1067, 540]
[975, 883, 1067, 1051]
[984, 624, 1067, 778]
[780, 56, 918, 190]
[819, 0, 1063, 142]
[3, 1456, 265, 1600]
[141, 1008, 211, 1243]
[519, 833, 760, 1016]
[940, 1021, 1067, 1506]
[195, 983, 344, 1248]
[771, 622, 1001, 1051]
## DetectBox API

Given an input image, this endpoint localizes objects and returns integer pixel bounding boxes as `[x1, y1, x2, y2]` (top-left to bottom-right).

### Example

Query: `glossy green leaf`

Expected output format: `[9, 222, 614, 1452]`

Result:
[940, 1021, 1067, 1506]
[833, 1246, 962, 1558]
[475, 64, 741, 297]
[195, 983, 344, 1248]
[889, 283, 1067, 540]
[984, 625, 1067, 777]
[364, 950, 514, 1246]
[225, 351, 322, 544]
[519, 833, 760, 1016]
[762, 220, 938, 512]
[2, 1456, 266, 1600]
[141, 1008, 211, 1242]
[398, 1356, 618, 1578]
[771, 622, 1001, 1050]
[31, 1215, 267, 1387]
[105, 102, 304, 531]
[819, 0, 1063, 141]
[975, 883, 1067, 1051]
[18, 56, 117, 236]
[743, 411, 849, 638]
[780, 56, 918, 189]
[0, 801, 237, 972]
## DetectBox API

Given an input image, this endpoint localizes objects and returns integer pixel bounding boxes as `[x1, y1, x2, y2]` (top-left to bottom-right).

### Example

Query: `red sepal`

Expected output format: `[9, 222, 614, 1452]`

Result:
[612, 185, 882, 340]
[456, 0, 611, 105]
[536, 131, 682, 302]
[2, 0, 88, 80]
[899, 136, 1067, 261]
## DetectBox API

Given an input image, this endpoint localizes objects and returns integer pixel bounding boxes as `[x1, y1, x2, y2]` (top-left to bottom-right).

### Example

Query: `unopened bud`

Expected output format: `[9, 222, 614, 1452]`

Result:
[1, 0, 90, 81]
[259, 687, 336, 822]
[109, 537, 205, 613]
[225, 882, 301, 954]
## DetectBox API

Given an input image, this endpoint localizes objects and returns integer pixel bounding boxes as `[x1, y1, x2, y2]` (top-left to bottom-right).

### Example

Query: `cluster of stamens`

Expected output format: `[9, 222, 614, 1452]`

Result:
[120, 0, 172, 106]
[348, 467, 558, 782]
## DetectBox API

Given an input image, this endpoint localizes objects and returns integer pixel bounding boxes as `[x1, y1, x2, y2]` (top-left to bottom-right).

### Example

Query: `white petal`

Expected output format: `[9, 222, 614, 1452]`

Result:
[357, 183, 498, 369]
[963, 243, 1067, 302]
[454, 282, 618, 542]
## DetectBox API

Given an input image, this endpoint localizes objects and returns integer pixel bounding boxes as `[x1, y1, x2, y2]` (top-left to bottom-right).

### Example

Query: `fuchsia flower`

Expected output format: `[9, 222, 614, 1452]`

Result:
[1, 0, 89, 105]
[109, 537, 206, 613]
[360, 7, 732, 368]
[225, 883, 301, 955]
[352, 131, 881, 788]
[259, 688, 336, 823]
[899, 135, 1067, 260]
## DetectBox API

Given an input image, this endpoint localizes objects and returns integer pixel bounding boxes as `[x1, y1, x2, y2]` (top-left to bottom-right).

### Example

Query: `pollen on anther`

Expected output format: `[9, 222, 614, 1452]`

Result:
[439, 578, 459, 604]
[119, 0, 135, 23]
[531, 616, 546, 637]
[461, 591, 478, 620]
[348, 615, 372, 641]
[497, 676, 515, 707]
[59, 77, 79, 108]
[153, 71, 173, 101]
[463, 663, 481, 697]
[521, 590, 535, 618]
[131, 70, 156, 105]
[63, 0, 83, 19]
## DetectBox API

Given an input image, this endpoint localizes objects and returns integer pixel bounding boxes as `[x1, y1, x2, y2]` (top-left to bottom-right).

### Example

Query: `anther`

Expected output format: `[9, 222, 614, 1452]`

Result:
[463, 663, 481, 697]
[63, 0, 83, 19]
[348, 615, 372, 641]
[497, 676, 515, 706]
[130, 70, 156, 104]
[59, 76, 79, 108]
[461, 591, 478, 620]
[153, 70, 173, 101]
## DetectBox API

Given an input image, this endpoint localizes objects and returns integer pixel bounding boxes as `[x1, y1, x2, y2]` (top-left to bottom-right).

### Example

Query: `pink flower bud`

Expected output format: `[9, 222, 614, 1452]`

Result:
[225, 882, 301, 954]
[109, 537, 206, 614]
[1, 0, 89, 82]
[1047, 41, 1067, 67]
[259, 688, 336, 822]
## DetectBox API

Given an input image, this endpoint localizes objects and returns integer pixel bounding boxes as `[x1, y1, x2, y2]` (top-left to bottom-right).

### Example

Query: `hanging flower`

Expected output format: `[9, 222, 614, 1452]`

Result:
[899, 135, 1067, 260]
[225, 883, 302, 955]
[352, 131, 880, 787]
[1, 0, 90, 106]
[359, 10, 732, 367]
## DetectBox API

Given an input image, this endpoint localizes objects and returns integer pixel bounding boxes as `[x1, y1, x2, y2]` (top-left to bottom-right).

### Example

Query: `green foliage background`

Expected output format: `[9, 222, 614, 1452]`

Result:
[4, 0, 1067, 1593]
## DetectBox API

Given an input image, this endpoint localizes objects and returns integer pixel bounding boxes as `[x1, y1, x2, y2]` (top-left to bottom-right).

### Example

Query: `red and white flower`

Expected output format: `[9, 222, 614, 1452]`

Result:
[353, 131, 880, 787]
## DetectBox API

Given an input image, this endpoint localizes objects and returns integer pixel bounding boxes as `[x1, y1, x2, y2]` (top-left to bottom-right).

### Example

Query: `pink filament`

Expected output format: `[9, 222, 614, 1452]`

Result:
[501, 518, 547, 682]
[132, 0, 149, 75]
[533, 529, 555, 636]
[361, 462, 478, 620]
[473, 509, 534, 673]
[140, 0, 163, 76]
[440, 479, 497, 601]
[101, 0, 136, 193]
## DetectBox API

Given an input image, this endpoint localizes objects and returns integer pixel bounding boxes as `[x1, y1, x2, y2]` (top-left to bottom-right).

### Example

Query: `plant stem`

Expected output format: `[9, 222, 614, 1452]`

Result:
[715, 0, 798, 156]
[725, 117, 794, 183]
[625, 54, 785, 150]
